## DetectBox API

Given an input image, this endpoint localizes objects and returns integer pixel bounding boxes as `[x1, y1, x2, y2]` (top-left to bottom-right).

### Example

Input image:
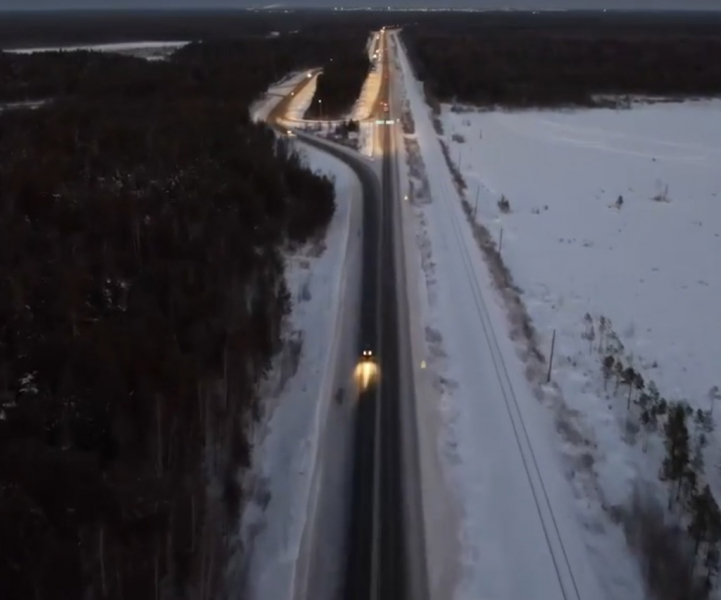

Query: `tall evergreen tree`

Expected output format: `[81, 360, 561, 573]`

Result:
[662, 402, 690, 510]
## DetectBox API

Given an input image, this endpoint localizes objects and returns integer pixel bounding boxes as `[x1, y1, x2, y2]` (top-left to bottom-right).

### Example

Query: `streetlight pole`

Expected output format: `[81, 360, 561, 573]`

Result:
[473, 183, 480, 220]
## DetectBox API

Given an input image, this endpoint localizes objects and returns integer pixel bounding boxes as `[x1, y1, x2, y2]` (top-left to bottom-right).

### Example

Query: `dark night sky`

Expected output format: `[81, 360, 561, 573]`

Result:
[1, 0, 720, 10]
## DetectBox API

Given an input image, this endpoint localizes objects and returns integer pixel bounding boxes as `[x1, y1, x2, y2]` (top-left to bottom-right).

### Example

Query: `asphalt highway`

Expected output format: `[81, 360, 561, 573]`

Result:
[267, 33, 427, 600]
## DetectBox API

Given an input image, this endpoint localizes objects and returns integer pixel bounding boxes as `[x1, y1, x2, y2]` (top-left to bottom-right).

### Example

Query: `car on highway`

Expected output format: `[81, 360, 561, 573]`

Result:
[361, 345, 374, 360]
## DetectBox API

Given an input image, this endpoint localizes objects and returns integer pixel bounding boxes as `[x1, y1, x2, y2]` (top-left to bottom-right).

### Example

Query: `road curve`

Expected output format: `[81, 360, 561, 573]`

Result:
[266, 30, 430, 600]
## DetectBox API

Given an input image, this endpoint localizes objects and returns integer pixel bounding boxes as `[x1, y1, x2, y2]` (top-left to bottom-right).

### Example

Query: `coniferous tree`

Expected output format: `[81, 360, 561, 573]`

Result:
[602, 355, 615, 392]
[583, 313, 595, 354]
[598, 315, 607, 353]
[614, 359, 625, 393]
[623, 366, 637, 409]
[662, 402, 691, 510]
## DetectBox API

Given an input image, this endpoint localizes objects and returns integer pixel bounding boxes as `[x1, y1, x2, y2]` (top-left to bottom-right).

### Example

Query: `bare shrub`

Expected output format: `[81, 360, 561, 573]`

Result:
[622, 487, 708, 600]
[451, 132, 465, 143]
[274, 330, 303, 395]
[439, 139, 466, 193]
[299, 279, 311, 302]
[401, 100, 416, 134]
[498, 195, 511, 213]
[652, 181, 671, 203]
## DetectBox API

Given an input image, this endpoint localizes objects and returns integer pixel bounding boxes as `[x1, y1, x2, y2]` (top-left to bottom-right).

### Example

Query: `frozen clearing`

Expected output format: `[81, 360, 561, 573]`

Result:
[392, 32, 638, 600]
[4, 40, 189, 60]
[233, 139, 360, 600]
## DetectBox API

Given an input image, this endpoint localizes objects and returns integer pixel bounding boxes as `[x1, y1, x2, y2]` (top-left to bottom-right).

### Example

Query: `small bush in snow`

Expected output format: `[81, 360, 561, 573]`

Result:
[451, 132, 465, 143]
[653, 181, 671, 203]
[498, 195, 511, 213]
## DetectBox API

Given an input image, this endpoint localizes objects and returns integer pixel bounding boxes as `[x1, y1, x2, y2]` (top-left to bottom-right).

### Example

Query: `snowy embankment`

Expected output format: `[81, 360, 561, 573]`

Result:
[350, 35, 382, 122]
[443, 104, 721, 405]
[250, 72, 313, 124]
[440, 102, 721, 590]
[351, 63, 382, 157]
[283, 72, 319, 121]
[349, 31, 384, 157]
[235, 91, 362, 600]
[4, 40, 189, 60]
[391, 32, 635, 600]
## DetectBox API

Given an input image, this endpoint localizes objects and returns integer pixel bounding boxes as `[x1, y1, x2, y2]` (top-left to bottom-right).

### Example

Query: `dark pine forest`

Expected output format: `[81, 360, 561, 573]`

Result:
[0, 21, 369, 600]
[402, 11, 721, 108]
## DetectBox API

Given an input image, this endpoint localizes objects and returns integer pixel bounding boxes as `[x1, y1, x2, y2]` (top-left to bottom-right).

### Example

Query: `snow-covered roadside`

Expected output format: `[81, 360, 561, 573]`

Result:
[350, 31, 384, 157]
[346, 28, 382, 124]
[391, 32, 637, 600]
[389, 62, 462, 600]
[232, 140, 361, 600]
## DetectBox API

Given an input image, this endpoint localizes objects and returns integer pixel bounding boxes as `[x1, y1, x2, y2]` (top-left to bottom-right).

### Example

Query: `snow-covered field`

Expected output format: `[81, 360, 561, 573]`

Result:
[444, 103, 721, 405]
[436, 100, 721, 594]
[391, 32, 647, 600]
[4, 40, 189, 60]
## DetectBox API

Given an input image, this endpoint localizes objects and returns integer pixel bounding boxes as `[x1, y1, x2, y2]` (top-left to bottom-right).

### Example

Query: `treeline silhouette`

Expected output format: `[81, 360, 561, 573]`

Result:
[402, 14, 721, 107]
[0, 9, 393, 49]
[0, 31, 364, 600]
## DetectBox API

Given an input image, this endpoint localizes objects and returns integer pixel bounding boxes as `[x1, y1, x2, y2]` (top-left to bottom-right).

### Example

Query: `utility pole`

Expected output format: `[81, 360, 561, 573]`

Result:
[499, 227, 504, 254]
[547, 329, 556, 383]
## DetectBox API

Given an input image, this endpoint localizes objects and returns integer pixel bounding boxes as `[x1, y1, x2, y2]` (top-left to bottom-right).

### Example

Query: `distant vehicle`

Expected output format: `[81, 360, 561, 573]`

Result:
[286, 129, 296, 138]
[361, 345, 374, 360]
